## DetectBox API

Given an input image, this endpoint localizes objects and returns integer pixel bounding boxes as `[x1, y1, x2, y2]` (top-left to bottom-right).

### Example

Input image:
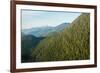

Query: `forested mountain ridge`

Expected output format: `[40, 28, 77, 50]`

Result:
[31, 13, 90, 62]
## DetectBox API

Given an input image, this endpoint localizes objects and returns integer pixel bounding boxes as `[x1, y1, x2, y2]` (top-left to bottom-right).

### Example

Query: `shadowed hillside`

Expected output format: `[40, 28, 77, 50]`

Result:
[31, 13, 90, 62]
[21, 34, 44, 62]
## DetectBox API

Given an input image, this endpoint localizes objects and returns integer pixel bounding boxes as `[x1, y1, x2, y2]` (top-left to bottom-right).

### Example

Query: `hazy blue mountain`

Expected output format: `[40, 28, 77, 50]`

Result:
[22, 23, 70, 37]
[55, 23, 70, 31]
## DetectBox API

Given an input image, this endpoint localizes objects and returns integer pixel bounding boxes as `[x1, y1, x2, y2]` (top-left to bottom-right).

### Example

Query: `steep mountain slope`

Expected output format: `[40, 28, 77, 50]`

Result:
[22, 23, 69, 37]
[32, 13, 90, 62]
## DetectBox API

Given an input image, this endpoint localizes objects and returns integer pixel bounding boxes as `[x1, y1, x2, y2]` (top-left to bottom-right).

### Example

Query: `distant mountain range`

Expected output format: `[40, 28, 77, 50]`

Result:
[22, 23, 70, 37]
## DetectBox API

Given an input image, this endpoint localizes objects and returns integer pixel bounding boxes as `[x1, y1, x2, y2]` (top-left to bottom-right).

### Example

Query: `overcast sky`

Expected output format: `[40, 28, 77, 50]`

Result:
[21, 10, 81, 29]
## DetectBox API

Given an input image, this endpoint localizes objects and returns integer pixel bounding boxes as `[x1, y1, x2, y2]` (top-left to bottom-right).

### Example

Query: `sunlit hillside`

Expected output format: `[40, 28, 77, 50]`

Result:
[32, 13, 90, 62]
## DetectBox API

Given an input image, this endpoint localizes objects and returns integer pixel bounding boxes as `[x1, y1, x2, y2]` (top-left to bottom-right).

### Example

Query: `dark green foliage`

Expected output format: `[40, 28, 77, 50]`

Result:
[21, 34, 44, 62]
[32, 13, 90, 62]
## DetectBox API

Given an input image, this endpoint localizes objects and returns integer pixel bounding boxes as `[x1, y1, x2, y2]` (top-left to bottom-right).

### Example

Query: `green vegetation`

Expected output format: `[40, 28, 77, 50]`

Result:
[21, 34, 44, 62]
[31, 13, 90, 62]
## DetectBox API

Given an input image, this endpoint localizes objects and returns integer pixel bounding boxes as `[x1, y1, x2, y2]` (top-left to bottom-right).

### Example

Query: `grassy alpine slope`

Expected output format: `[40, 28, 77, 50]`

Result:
[32, 13, 90, 62]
